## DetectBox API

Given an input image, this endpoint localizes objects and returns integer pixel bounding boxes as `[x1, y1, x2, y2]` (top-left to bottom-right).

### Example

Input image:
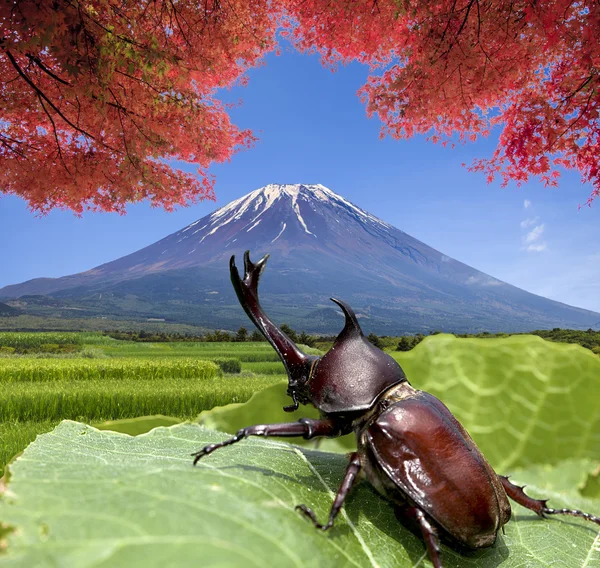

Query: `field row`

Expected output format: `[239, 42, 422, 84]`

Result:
[99, 345, 282, 361]
[0, 358, 222, 382]
[0, 331, 84, 348]
[1, 375, 278, 421]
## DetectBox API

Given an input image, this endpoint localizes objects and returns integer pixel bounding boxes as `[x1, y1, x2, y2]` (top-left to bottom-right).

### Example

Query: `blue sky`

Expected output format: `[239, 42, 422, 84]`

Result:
[1, 44, 599, 313]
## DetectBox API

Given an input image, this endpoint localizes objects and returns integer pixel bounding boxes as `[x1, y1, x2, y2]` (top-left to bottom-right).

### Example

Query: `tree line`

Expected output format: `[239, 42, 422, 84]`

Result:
[106, 326, 600, 354]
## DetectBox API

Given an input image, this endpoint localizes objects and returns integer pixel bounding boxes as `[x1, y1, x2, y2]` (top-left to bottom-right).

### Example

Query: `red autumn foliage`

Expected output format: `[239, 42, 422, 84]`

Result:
[0, 0, 273, 213]
[1, 0, 599, 212]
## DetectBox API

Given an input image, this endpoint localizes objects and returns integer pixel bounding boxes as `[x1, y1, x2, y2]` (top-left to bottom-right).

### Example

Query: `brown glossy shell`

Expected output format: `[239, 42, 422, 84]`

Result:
[308, 298, 407, 414]
[362, 388, 511, 548]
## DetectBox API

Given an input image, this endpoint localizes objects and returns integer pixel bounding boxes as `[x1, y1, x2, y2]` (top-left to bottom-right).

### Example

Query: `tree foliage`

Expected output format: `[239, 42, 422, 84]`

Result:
[285, 0, 600, 205]
[0, 0, 272, 213]
[2, 0, 599, 212]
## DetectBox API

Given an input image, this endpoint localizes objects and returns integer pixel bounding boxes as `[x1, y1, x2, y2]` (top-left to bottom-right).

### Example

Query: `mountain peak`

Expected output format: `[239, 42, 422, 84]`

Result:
[178, 182, 393, 249]
[2, 183, 599, 333]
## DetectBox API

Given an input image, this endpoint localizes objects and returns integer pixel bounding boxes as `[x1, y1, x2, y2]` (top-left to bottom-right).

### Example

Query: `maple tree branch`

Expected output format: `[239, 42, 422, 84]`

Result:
[6, 49, 125, 157]
[130, 116, 162, 145]
[168, 0, 193, 48]
[108, 87, 139, 172]
[561, 74, 595, 105]
[438, 0, 476, 61]
[0, 133, 28, 158]
[458, 63, 468, 106]
[549, 88, 596, 151]
[62, 0, 144, 51]
[25, 54, 71, 86]
[74, 95, 82, 129]
[37, 93, 72, 176]
[115, 69, 162, 94]
[5, 49, 98, 142]
[77, 5, 96, 80]
[435, 0, 459, 55]
[222, 0, 265, 46]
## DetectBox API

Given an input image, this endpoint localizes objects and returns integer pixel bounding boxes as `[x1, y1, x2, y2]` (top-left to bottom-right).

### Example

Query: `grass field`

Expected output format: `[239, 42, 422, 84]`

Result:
[0, 334, 287, 472]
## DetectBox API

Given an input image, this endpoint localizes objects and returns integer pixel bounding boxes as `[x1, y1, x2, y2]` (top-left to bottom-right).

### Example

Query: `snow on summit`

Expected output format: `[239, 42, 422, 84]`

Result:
[179, 183, 392, 246]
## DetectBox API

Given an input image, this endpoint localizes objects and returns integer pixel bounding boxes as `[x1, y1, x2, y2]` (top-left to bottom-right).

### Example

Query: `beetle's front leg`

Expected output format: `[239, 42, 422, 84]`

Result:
[499, 475, 600, 525]
[296, 452, 362, 531]
[192, 418, 339, 465]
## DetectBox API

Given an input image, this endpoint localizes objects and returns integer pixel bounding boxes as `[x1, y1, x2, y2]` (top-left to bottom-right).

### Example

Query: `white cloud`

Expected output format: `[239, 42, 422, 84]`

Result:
[526, 243, 547, 252]
[524, 199, 532, 209]
[520, 216, 539, 228]
[520, 222, 547, 253]
[524, 224, 545, 243]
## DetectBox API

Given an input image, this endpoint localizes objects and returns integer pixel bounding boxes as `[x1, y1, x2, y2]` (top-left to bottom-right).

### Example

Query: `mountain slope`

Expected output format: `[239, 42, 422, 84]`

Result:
[2, 184, 598, 333]
[0, 301, 19, 316]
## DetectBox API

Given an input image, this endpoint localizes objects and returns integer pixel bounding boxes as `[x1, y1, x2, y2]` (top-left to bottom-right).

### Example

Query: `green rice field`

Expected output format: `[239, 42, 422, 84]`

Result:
[0, 333, 288, 472]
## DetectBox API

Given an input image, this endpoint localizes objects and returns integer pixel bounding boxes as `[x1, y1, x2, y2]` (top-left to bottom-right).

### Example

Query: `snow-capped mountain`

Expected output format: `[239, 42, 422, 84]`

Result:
[2, 184, 599, 333]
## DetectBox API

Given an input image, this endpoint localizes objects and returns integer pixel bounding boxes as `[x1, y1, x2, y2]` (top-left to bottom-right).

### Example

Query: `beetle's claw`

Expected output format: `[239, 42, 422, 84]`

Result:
[191, 445, 214, 465]
[296, 504, 317, 523]
[296, 504, 331, 530]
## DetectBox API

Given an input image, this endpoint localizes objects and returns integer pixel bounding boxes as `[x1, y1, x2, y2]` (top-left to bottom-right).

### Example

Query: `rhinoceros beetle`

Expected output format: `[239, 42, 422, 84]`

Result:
[192, 251, 600, 568]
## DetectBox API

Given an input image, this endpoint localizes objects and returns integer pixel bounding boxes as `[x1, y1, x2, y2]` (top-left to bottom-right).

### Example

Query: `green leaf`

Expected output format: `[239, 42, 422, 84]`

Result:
[0, 422, 599, 567]
[198, 335, 600, 469]
[394, 334, 600, 470]
[582, 465, 600, 500]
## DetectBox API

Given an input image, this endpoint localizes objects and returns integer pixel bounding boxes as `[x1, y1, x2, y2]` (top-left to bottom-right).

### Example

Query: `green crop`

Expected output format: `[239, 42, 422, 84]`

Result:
[0, 375, 279, 422]
[0, 358, 221, 383]
[0, 337, 290, 474]
[243, 361, 286, 374]
[210, 358, 242, 373]
[0, 373, 281, 469]
[0, 332, 83, 349]
[0, 420, 61, 472]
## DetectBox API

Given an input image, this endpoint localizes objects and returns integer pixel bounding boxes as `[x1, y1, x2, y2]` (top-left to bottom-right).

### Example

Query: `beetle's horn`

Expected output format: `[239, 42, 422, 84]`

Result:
[330, 298, 363, 337]
[230, 251, 318, 412]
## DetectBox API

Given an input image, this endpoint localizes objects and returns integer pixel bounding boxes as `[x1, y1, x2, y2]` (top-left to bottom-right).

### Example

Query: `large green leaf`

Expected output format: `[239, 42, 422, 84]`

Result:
[0, 421, 599, 567]
[396, 335, 600, 470]
[198, 335, 600, 471]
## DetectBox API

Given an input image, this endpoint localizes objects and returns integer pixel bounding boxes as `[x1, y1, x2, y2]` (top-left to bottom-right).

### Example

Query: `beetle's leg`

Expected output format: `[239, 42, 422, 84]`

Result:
[408, 507, 443, 568]
[296, 452, 361, 531]
[499, 475, 600, 525]
[192, 418, 339, 465]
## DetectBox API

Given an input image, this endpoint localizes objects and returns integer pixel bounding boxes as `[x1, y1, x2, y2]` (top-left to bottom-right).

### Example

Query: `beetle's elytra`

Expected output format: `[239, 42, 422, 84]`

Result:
[192, 251, 600, 568]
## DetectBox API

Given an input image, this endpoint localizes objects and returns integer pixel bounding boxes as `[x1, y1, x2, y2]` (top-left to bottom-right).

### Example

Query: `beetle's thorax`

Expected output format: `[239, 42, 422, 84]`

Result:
[307, 323, 408, 415]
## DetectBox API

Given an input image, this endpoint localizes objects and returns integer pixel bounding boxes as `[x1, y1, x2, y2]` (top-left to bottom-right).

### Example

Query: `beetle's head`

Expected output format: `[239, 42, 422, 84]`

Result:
[282, 356, 319, 412]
